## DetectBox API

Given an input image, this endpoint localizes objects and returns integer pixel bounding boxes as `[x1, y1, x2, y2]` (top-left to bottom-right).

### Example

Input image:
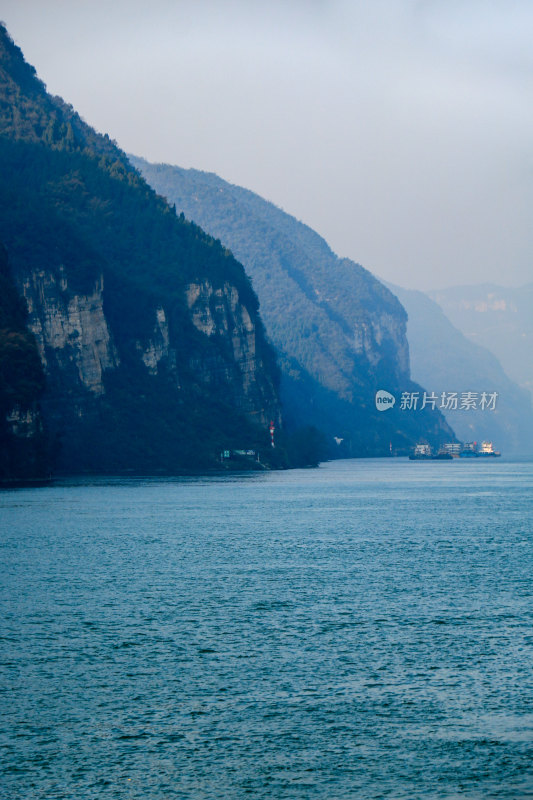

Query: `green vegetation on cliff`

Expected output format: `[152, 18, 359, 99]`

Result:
[132, 157, 456, 456]
[0, 24, 282, 474]
[0, 244, 49, 481]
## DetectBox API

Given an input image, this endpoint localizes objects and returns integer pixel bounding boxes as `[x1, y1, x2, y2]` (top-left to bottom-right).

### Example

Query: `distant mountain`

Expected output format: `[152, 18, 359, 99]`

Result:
[390, 283, 533, 457]
[429, 284, 533, 403]
[131, 156, 454, 456]
[0, 24, 283, 474]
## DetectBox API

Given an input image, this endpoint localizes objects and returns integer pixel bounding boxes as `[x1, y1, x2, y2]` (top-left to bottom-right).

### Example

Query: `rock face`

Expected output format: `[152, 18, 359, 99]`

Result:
[23, 269, 119, 395]
[0, 24, 281, 473]
[0, 244, 49, 482]
[20, 265, 278, 432]
[185, 280, 275, 423]
[136, 306, 170, 375]
[131, 157, 454, 455]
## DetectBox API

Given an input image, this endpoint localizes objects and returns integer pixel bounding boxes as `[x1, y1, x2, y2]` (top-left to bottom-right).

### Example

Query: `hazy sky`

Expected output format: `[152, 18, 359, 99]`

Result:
[1, 0, 532, 289]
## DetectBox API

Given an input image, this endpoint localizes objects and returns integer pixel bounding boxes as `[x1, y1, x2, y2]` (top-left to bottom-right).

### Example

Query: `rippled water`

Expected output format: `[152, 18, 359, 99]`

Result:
[1, 458, 532, 799]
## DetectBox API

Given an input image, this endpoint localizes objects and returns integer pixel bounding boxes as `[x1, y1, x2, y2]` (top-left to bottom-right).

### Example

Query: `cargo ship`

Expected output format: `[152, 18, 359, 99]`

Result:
[410, 441, 501, 460]
[439, 441, 502, 458]
[457, 441, 501, 458]
[477, 441, 501, 457]
[409, 444, 452, 461]
[459, 442, 478, 458]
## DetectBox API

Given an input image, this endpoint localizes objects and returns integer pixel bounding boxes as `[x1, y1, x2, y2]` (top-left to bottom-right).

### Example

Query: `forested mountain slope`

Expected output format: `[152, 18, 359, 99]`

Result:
[0, 25, 282, 473]
[132, 157, 454, 455]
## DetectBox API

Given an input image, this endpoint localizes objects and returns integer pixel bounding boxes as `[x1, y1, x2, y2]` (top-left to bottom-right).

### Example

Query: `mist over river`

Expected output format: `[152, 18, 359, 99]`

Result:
[1, 459, 532, 799]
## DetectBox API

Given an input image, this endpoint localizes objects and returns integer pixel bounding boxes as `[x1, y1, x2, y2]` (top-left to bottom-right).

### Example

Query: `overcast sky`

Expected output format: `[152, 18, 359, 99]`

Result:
[1, 0, 532, 289]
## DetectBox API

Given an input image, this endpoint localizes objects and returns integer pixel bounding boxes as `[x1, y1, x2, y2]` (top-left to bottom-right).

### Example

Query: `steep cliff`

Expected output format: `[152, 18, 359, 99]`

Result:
[0, 25, 281, 473]
[0, 244, 49, 482]
[131, 157, 454, 455]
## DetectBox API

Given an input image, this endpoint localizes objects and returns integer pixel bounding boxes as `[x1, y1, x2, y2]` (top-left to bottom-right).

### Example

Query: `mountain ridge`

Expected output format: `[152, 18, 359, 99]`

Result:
[428, 283, 533, 403]
[389, 282, 533, 456]
[131, 155, 455, 455]
[0, 23, 284, 474]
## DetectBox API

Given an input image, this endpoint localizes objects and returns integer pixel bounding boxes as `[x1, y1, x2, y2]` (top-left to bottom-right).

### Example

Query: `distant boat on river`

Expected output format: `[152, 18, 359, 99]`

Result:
[409, 444, 453, 461]
[409, 441, 501, 460]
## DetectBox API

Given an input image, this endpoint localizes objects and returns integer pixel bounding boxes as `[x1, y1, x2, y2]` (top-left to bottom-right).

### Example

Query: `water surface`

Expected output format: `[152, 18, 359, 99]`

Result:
[1, 459, 532, 799]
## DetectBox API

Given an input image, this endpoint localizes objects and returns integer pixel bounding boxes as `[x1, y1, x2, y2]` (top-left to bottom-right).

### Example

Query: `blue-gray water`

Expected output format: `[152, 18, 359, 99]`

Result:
[1, 458, 532, 800]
